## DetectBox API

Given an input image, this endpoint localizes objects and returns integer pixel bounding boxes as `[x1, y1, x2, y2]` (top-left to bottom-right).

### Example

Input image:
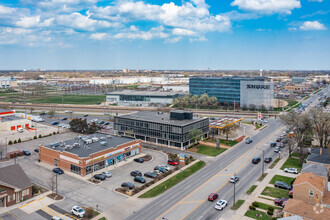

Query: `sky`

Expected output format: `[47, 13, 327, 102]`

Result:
[0, 0, 329, 70]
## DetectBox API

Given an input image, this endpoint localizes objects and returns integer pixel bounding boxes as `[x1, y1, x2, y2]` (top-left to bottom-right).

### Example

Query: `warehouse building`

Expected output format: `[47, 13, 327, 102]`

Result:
[38, 134, 141, 177]
[0, 109, 31, 131]
[114, 110, 209, 148]
[106, 90, 187, 106]
[189, 77, 274, 109]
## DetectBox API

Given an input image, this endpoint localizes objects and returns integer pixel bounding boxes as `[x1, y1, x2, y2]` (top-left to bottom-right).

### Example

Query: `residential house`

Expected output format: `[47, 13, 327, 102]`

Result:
[0, 164, 33, 207]
[306, 148, 330, 174]
[301, 163, 328, 181]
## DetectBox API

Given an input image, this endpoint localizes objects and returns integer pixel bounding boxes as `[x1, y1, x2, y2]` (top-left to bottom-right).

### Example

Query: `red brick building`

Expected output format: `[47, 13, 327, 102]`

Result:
[0, 164, 33, 207]
[38, 134, 141, 176]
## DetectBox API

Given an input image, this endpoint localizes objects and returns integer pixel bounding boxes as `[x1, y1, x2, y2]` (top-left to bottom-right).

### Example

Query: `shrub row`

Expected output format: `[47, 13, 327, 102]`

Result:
[8, 131, 59, 145]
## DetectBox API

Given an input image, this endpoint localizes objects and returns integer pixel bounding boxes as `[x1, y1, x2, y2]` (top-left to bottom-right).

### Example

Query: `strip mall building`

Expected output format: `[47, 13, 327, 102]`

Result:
[0, 109, 31, 131]
[38, 133, 141, 176]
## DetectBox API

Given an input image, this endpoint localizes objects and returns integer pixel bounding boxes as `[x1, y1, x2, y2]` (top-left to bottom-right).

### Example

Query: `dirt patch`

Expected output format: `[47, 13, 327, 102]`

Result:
[47, 193, 64, 200]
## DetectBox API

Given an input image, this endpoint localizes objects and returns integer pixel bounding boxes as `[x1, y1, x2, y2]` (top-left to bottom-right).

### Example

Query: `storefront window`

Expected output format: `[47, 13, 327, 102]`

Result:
[71, 164, 81, 175]
[85, 161, 105, 174]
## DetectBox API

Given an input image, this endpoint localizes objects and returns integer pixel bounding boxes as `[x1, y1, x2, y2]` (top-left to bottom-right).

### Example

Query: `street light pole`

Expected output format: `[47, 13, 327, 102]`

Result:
[233, 173, 236, 206]
[262, 150, 265, 177]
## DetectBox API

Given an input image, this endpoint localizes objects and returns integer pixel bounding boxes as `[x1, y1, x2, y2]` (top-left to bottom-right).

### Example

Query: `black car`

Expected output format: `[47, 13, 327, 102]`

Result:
[130, 170, 142, 177]
[154, 166, 167, 173]
[134, 158, 144, 163]
[252, 157, 261, 164]
[84, 114, 88, 117]
[270, 143, 276, 147]
[104, 122, 110, 125]
[53, 168, 64, 175]
[264, 157, 272, 163]
[276, 138, 281, 142]
[94, 174, 106, 181]
[99, 121, 105, 124]
[23, 150, 31, 156]
[34, 148, 39, 153]
[121, 182, 135, 189]
[144, 172, 157, 179]
[61, 117, 68, 121]
[274, 181, 292, 190]
[246, 139, 253, 144]
[134, 176, 146, 183]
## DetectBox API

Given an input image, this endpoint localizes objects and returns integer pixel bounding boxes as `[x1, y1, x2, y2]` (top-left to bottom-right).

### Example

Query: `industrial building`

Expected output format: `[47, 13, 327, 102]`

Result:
[106, 90, 187, 106]
[0, 109, 31, 131]
[114, 110, 209, 148]
[38, 133, 141, 177]
[189, 77, 274, 109]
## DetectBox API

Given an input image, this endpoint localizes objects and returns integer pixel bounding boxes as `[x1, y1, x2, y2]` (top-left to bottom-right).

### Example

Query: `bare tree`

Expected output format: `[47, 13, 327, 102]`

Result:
[280, 111, 313, 165]
[310, 108, 330, 148]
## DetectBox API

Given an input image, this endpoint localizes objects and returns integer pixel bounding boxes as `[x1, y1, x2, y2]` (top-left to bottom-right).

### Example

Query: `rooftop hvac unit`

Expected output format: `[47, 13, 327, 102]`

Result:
[73, 143, 80, 148]
[50, 142, 59, 148]
[100, 141, 107, 146]
[65, 145, 71, 149]
[92, 137, 99, 142]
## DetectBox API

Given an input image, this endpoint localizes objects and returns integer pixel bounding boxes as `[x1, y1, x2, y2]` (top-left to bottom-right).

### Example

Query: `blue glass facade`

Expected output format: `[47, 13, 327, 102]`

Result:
[189, 77, 264, 104]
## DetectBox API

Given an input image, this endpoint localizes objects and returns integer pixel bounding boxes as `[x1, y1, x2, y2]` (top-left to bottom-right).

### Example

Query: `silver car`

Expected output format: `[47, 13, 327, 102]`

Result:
[284, 168, 299, 174]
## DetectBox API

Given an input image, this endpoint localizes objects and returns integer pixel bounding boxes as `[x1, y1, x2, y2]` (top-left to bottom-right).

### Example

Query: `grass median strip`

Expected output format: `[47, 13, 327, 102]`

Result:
[246, 185, 257, 195]
[231, 200, 245, 210]
[269, 175, 295, 185]
[139, 161, 206, 198]
[196, 145, 227, 156]
[269, 158, 280, 169]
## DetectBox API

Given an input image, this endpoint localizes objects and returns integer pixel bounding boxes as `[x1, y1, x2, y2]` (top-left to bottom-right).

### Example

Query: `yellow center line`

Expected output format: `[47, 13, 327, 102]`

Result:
[179, 133, 278, 220]
[179, 200, 205, 204]
[7, 212, 18, 219]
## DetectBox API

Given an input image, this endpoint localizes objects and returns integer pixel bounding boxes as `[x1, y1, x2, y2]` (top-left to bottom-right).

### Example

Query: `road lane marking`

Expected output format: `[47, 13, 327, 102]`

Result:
[7, 212, 18, 219]
[215, 174, 233, 177]
[157, 127, 284, 220]
[179, 200, 205, 204]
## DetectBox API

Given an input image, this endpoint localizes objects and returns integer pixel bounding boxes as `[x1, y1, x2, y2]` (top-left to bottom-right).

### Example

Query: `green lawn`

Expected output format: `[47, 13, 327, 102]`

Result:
[258, 173, 268, 182]
[261, 186, 290, 198]
[303, 96, 310, 100]
[246, 185, 257, 195]
[98, 217, 106, 220]
[219, 139, 238, 147]
[269, 158, 280, 169]
[269, 175, 295, 185]
[196, 145, 226, 156]
[139, 161, 206, 198]
[231, 200, 245, 210]
[280, 157, 302, 170]
[245, 210, 272, 220]
[27, 95, 106, 105]
[254, 201, 281, 211]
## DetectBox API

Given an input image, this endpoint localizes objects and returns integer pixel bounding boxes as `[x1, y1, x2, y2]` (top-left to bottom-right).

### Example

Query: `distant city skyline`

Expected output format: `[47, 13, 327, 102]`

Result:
[0, 0, 329, 70]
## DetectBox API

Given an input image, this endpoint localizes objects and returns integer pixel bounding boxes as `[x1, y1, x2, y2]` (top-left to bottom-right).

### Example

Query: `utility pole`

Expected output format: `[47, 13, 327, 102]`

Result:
[262, 150, 265, 177]
[35, 121, 37, 137]
[55, 173, 58, 195]
[233, 173, 236, 206]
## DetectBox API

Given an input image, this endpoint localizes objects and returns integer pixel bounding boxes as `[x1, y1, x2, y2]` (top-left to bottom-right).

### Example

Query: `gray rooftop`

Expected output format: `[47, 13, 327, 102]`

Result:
[116, 111, 208, 126]
[43, 133, 137, 158]
[0, 164, 32, 190]
[1, 115, 27, 122]
[301, 163, 328, 177]
[306, 148, 330, 165]
[107, 90, 187, 97]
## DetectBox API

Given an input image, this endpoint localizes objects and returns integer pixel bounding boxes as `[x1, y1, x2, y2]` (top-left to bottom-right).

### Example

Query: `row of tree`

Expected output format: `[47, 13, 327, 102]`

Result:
[280, 108, 329, 165]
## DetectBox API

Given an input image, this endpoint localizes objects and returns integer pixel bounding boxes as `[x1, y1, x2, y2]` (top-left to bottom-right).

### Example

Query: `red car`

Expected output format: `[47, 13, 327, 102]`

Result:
[168, 160, 179, 166]
[208, 193, 218, 202]
[274, 197, 288, 207]
[289, 190, 293, 198]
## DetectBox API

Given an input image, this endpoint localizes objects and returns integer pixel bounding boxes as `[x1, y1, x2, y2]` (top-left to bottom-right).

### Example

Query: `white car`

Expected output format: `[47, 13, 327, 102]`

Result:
[65, 110, 73, 113]
[91, 119, 98, 123]
[229, 176, 239, 183]
[284, 168, 299, 174]
[159, 165, 171, 171]
[101, 171, 112, 178]
[215, 200, 227, 211]
[71, 206, 85, 218]
[51, 217, 63, 220]
[17, 128, 24, 133]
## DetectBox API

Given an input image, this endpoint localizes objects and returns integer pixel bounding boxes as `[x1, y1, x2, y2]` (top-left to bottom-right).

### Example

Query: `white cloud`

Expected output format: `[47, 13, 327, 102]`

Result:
[308, 0, 323, 2]
[299, 21, 327, 31]
[56, 12, 120, 31]
[89, 32, 107, 40]
[0, 5, 16, 14]
[4, 27, 34, 35]
[221, 10, 259, 20]
[38, 0, 97, 7]
[165, 36, 182, 43]
[231, 0, 301, 15]
[113, 26, 169, 40]
[288, 27, 297, 31]
[172, 28, 197, 36]
[16, 15, 54, 28]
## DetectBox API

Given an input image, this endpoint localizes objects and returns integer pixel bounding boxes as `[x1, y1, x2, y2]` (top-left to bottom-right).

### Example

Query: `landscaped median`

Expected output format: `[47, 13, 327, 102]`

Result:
[138, 160, 206, 198]
[195, 145, 226, 156]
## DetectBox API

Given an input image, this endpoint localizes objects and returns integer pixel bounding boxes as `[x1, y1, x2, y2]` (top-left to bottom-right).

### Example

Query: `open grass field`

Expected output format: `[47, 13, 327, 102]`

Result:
[27, 95, 106, 105]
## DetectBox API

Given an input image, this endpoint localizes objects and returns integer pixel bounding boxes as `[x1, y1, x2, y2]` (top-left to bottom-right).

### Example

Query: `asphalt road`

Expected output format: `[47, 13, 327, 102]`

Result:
[126, 118, 284, 220]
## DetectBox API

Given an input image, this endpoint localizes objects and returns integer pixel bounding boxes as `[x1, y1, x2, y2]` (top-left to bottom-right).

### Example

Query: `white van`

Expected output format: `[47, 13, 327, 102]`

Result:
[17, 128, 24, 133]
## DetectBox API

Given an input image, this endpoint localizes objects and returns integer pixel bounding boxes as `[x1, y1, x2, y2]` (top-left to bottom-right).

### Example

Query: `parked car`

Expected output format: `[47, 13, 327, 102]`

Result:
[51, 121, 59, 125]
[121, 182, 135, 189]
[154, 166, 167, 173]
[23, 150, 31, 156]
[270, 143, 276, 147]
[99, 121, 105, 124]
[264, 157, 272, 163]
[144, 172, 157, 179]
[71, 206, 85, 218]
[289, 190, 293, 198]
[274, 181, 292, 190]
[134, 176, 146, 183]
[51, 217, 63, 220]
[214, 200, 227, 211]
[274, 197, 289, 207]
[159, 165, 171, 171]
[284, 168, 299, 174]
[229, 176, 239, 183]
[84, 114, 88, 117]
[134, 158, 144, 163]
[282, 139, 288, 144]
[274, 147, 281, 153]
[94, 174, 106, 181]
[208, 193, 218, 202]
[34, 148, 39, 153]
[104, 112, 110, 115]
[153, 170, 161, 175]
[276, 138, 281, 142]
[168, 159, 179, 166]
[104, 122, 110, 125]
[130, 170, 142, 177]
[17, 128, 24, 133]
[252, 157, 261, 164]
[61, 117, 67, 121]
[101, 171, 112, 178]
[53, 168, 64, 175]
[279, 143, 285, 148]
[246, 139, 253, 144]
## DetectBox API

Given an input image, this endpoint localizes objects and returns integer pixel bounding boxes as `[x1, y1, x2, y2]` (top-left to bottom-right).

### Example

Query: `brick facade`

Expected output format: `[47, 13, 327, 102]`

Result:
[0, 185, 32, 207]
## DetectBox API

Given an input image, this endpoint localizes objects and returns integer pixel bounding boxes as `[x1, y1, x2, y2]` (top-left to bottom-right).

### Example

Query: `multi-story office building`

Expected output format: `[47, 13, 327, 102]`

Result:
[114, 110, 209, 148]
[189, 77, 274, 109]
